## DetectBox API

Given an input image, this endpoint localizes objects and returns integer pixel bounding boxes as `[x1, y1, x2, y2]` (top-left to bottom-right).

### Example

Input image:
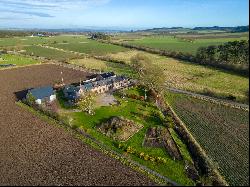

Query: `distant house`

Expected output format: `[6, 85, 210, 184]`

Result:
[63, 72, 130, 101]
[27, 86, 56, 105]
[31, 33, 46, 37]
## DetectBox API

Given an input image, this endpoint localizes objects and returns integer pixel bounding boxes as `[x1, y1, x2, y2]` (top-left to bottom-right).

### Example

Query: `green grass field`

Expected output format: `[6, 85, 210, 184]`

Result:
[23, 45, 80, 61]
[165, 91, 249, 186]
[0, 54, 39, 67]
[124, 35, 248, 54]
[70, 57, 135, 76]
[57, 90, 195, 186]
[49, 37, 128, 56]
[0, 35, 128, 56]
[0, 35, 86, 47]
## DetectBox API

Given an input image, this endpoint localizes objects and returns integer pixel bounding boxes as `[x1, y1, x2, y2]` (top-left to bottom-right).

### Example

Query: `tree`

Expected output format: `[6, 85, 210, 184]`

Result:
[26, 92, 36, 106]
[130, 53, 165, 102]
[196, 40, 249, 74]
[90, 32, 111, 40]
[77, 91, 95, 115]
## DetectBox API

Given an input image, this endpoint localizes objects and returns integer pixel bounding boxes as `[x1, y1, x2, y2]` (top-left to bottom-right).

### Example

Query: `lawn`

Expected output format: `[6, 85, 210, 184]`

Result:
[165, 91, 249, 186]
[124, 35, 248, 54]
[56, 90, 195, 186]
[0, 54, 39, 67]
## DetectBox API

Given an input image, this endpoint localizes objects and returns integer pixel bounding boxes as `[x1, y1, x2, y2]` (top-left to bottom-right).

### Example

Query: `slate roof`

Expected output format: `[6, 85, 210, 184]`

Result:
[29, 86, 54, 100]
[100, 72, 115, 79]
[87, 72, 115, 80]
[114, 76, 126, 82]
[64, 85, 80, 93]
[63, 85, 81, 100]
[83, 83, 93, 90]
[63, 73, 128, 100]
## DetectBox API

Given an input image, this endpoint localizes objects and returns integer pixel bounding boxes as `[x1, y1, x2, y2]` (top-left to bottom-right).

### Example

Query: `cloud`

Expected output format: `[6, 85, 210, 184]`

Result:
[0, 0, 111, 18]
[0, 16, 31, 20]
[0, 8, 54, 17]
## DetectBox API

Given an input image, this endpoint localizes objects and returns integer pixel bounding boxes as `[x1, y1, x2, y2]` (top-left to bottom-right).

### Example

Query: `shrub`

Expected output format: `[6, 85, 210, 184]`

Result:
[116, 144, 168, 165]
[139, 152, 145, 159]
[26, 92, 36, 106]
[126, 146, 135, 154]
[149, 156, 155, 162]
[144, 154, 150, 161]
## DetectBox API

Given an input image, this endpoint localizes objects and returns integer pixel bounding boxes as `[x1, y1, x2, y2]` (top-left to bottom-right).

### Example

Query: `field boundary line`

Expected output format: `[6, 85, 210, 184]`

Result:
[166, 87, 249, 111]
[0, 62, 52, 71]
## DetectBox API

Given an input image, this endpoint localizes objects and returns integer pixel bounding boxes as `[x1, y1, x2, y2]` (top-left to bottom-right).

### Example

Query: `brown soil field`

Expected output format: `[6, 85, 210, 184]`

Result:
[0, 64, 155, 186]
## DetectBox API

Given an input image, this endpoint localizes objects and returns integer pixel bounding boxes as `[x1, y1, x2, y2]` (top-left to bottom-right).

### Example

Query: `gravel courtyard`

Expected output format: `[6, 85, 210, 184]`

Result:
[0, 64, 155, 186]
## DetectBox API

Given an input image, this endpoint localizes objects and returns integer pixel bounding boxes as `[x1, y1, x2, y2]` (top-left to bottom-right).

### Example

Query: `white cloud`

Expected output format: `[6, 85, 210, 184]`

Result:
[0, 0, 111, 17]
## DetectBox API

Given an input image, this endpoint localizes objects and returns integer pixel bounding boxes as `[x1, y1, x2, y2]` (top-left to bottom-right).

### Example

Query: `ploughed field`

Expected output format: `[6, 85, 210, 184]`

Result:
[0, 64, 155, 186]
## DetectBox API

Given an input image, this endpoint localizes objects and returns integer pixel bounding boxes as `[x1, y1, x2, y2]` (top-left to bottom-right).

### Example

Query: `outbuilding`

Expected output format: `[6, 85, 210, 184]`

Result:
[27, 86, 56, 105]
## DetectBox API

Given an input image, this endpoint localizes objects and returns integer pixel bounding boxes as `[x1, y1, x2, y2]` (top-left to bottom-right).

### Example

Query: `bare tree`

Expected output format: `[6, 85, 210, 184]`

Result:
[130, 53, 165, 102]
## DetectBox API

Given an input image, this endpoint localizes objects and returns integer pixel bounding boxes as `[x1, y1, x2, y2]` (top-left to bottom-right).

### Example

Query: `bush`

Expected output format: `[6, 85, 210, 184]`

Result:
[116, 143, 168, 165]
[144, 154, 150, 161]
[140, 96, 145, 101]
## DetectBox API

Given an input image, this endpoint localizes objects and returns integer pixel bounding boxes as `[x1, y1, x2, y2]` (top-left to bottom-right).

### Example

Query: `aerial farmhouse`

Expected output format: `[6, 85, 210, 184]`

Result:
[63, 72, 130, 101]
[26, 72, 130, 104]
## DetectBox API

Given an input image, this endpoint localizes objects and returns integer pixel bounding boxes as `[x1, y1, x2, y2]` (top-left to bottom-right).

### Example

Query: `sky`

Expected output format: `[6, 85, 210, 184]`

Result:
[0, 0, 249, 29]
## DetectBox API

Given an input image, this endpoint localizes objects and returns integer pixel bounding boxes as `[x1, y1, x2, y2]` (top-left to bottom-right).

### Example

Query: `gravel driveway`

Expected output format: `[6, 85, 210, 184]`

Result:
[0, 64, 155, 186]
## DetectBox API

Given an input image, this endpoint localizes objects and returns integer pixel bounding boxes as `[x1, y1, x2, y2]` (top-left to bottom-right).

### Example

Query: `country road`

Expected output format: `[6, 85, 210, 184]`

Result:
[166, 86, 249, 111]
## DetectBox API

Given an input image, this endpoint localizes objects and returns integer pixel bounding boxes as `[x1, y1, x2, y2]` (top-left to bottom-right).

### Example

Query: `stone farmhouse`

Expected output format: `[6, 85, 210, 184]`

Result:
[63, 72, 130, 101]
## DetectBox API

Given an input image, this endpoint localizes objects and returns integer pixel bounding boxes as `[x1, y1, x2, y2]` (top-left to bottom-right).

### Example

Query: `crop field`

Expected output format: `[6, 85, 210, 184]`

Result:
[165, 91, 249, 186]
[23, 45, 80, 61]
[0, 54, 40, 67]
[98, 51, 249, 103]
[123, 34, 248, 54]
